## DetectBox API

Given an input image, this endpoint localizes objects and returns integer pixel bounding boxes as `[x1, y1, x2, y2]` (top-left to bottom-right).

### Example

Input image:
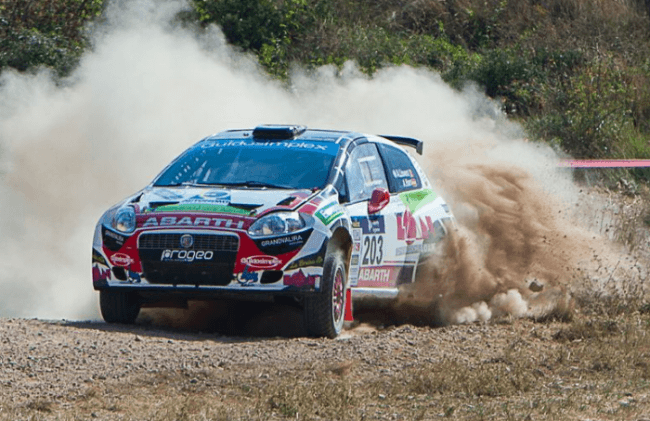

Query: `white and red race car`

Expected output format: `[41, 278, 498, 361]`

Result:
[92, 125, 455, 337]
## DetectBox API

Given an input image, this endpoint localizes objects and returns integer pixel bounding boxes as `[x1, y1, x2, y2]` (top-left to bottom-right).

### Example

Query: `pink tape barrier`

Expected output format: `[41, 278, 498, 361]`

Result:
[559, 160, 650, 168]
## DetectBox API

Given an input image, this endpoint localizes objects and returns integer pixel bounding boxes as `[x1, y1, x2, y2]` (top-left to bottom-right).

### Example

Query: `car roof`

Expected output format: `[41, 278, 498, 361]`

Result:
[207, 127, 359, 143]
[203, 125, 423, 155]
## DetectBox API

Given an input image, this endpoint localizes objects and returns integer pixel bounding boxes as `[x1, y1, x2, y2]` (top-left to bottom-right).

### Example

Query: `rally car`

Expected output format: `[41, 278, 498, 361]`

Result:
[92, 125, 455, 337]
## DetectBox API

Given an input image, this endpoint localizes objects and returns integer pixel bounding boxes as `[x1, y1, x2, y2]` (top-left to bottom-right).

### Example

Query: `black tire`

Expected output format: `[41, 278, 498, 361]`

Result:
[99, 290, 141, 324]
[304, 250, 347, 338]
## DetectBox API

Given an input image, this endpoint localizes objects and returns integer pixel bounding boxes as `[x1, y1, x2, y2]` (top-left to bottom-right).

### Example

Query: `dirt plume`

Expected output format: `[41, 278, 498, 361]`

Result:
[393, 151, 621, 325]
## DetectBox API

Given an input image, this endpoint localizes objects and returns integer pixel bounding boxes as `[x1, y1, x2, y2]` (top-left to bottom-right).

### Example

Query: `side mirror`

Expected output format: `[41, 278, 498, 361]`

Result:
[368, 188, 390, 214]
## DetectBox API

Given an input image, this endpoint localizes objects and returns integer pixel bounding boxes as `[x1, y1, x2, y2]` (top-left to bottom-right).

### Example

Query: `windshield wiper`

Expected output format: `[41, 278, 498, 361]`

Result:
[217, 181, 292, 189]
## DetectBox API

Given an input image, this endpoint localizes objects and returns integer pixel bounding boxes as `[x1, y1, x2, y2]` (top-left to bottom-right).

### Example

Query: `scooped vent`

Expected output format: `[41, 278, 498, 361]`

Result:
[252, 125, 307, 140]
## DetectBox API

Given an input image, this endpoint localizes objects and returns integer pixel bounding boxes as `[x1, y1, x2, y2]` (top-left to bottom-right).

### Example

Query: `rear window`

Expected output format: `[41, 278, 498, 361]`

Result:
[377, 143, 422, 193]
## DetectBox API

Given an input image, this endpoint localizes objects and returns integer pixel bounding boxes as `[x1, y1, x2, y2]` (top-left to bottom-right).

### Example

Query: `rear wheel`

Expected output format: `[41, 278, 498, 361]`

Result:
[99, 290, 141, 324]
[304, 251, 347, 338]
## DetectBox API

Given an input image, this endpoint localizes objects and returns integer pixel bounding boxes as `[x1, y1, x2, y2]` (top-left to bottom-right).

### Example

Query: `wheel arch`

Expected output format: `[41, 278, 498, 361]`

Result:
[326, 226, 353, 281]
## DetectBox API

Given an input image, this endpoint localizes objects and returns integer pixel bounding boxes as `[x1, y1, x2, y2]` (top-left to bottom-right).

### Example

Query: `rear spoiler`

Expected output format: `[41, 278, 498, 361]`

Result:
[379, 135, 424, 155]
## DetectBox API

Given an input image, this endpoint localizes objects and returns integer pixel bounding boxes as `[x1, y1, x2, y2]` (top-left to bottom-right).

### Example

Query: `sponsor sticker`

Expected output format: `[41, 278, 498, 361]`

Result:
[160, 250, 214, 262]
[396, 242, 438, 256]
[92, 265, 111, 282]
[110, 253, 134, 267]
[399, 189, 437, 214]
[285, 255, 324, 270]
[201, 139, 338, 154]
[283, 270, 320, 288]
[141, 215, 246, 229]
[358, 267, 391, 284]
[349, 267, 359, 286]
[127, 270, 142, 283]
[392, 168, 414, 178]
[102, 227, 127, 250]
[401, 178, 418, 188]
[155, 203, 249, 215]
[398, 213, 441, 244]
[92, 249, 108, 267]
[315, 202, 343, 225]
[166, 190, 231, 206]
[361, 216, 385, 234]
[240, 255, 282, 269]
[203, 190, 231, 201]
[260, 234, 303, 248]
[238, 266, 259, 285]
[154, 189, 184, 201]
[104, 229, 125, 242]
[353, 216, 386, 234]
[255, 229, 312, 255]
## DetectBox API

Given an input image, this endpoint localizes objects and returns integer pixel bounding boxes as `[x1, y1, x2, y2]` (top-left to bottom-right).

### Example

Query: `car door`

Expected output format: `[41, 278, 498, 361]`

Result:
[343, 142, 406, 289]
[376, 142, 446, 277]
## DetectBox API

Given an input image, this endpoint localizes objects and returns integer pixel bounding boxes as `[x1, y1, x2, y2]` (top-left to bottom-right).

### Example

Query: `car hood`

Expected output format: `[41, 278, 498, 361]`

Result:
[134, 186, 314, 217]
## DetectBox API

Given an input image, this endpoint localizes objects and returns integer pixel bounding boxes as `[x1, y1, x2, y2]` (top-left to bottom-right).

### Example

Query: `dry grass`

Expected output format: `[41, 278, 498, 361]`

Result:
[5, 309, 650, 420]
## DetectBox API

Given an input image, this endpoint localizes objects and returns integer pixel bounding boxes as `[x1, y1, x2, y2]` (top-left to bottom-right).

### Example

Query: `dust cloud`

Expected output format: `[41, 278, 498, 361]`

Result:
[393, 142, 627, 326]
[0, 0, 622, 325]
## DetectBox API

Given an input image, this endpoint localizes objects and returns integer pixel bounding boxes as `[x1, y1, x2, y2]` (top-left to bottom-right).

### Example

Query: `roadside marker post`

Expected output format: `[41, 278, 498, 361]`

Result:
[344, 288, 354, 322]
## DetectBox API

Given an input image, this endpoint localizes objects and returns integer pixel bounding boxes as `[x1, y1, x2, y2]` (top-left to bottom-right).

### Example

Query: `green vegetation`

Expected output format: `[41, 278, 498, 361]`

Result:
[3, 0, 650, 167]
[0, 0, 103, 76]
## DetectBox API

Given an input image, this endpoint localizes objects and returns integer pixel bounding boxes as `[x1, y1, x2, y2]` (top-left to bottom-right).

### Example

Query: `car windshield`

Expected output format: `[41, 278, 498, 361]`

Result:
[154, 138, 340, 190]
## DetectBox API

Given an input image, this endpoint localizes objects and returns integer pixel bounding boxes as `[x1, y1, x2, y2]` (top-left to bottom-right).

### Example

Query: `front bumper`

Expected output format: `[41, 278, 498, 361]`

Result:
[93, 220, 328, 298]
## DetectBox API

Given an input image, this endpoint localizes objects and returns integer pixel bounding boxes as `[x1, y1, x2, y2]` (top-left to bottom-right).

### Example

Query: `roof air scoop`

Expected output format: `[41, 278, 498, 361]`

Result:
[253, 125, 307, 140]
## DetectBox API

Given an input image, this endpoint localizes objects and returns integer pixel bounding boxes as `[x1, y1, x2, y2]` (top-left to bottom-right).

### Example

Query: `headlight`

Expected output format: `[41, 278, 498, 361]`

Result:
[248, 212, 306, 237]
[113, 206, 136, 234]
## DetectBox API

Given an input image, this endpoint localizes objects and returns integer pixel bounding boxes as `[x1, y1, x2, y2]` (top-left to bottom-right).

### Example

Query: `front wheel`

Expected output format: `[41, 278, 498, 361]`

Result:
[99, 290, 141, 324]
[304, 251, 347, 338]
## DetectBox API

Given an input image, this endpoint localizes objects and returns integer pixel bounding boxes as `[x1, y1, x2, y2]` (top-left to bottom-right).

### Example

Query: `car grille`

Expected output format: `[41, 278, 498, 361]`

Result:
[139, 233, 238, 252]
[138, 233, 239, 286]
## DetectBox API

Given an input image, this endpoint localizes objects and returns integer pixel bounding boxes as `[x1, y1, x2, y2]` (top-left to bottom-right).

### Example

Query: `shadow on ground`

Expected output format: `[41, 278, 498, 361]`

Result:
[64, 299, 307, 342]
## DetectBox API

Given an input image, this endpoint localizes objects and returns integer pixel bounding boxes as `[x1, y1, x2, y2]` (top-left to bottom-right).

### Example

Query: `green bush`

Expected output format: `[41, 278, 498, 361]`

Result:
[190, 0, 284, 51]
[468, 48, 536, 115]
[4, 0, 650, 182]
[0, 0, 104, 76]
[526, 55, 641, 158]
[0, 27, 78, 75]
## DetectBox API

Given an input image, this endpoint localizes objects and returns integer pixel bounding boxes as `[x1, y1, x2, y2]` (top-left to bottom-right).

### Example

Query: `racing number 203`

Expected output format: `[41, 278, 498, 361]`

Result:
[362, 236, 384, 265]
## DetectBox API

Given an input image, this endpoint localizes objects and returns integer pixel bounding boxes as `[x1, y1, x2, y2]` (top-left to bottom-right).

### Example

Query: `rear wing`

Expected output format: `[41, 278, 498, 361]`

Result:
[379, 135, 424, 155]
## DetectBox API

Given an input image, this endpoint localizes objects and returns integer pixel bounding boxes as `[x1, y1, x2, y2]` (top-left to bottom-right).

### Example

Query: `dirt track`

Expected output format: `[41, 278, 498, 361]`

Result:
[2, 309, 650, 421]
[0, 316, 580, 420]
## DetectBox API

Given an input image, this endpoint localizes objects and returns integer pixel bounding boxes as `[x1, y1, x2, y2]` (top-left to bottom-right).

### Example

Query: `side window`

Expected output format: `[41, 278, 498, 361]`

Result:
[345, 143, 388, 202]
[377, 143, 422, 193]
[334, 170, 348, 202]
